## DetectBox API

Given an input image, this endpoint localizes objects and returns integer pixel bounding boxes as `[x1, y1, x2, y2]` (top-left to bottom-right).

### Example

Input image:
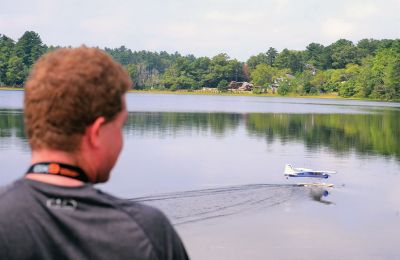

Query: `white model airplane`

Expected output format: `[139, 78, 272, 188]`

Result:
[284, 164, 336, 179]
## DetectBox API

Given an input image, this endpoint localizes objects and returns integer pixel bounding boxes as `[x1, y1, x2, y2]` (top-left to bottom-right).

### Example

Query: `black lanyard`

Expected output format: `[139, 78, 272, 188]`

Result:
[26, 162, 89, 183]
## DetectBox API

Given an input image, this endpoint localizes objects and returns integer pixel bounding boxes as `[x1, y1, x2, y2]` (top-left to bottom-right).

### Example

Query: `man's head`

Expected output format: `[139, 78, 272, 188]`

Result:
[24, 46, 131, 182]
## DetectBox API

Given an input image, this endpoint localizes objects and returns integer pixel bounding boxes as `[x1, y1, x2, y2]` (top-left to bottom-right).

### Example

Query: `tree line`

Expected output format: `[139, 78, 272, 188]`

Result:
[1, 31, 399, 100]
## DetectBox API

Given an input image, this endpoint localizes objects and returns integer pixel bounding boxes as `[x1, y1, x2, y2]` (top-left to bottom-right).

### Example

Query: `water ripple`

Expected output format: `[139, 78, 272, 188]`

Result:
[129, 184, 301, 225]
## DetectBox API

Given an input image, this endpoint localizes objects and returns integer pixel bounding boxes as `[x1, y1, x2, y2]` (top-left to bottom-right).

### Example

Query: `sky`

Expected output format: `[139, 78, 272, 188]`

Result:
[1, 0, 399, 61]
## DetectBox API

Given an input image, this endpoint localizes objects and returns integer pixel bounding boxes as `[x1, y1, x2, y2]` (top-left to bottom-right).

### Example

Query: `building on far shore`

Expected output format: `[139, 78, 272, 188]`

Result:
[228, 81, 254, 91]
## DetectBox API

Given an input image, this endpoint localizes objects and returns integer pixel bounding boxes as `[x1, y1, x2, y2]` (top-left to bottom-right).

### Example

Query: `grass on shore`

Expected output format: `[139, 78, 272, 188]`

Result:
[128, 89, 342, 99]
[128, 90, 400, 102]
[2, 86, 398, 102]
[0, 86, 24, 91]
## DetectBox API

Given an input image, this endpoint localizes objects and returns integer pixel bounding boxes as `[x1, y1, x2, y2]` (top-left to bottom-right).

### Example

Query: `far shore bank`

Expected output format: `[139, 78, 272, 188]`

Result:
[1, 87, 398, 102]
[0, 87, 24, 91]
[127, 89, 343, 99]
[126, 89, 400, 102]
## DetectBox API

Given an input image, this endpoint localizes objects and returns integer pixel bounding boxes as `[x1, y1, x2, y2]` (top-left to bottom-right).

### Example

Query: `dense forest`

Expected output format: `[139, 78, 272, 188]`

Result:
[1, 31, 400, 100]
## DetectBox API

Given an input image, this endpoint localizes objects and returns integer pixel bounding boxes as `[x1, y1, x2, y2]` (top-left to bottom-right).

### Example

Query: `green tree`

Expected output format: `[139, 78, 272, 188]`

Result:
[246, 53, 268, 70]
[5, 55, 27, 86]
[305, 43, 331, 69]
[275, 49, 304, 74]
[161, 55, 199, 89]
[382, 52, 400, 99]
[357, 38, 381, 58]
[309, 71, 328, 92]
[361, 48, 396, 99]
[177, 75, 197, 89]
[15, 31, 46, 69]
[250, 64, 277, 87]
[192, 57, 211, 87]
[328, 39, 360, 69]
[217, 79, 228, 92]
[336, 64, 360, 97]
[0, 35, 15, 85]
[266, 47, 278, 66]
[297, 71, 317, 94]
[206, 53, 244, 87]
[226, 59, 244, 82]
[277, 80, 292, 95]
[125, 64, 138, 89]
[352, 57, 375, 97]
[324, 69, 346, 92]
[106, 46, 133, 65]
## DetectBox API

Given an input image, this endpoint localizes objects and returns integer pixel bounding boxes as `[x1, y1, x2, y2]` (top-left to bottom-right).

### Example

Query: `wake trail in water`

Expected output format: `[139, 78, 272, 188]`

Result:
[128, 184, 302, 225]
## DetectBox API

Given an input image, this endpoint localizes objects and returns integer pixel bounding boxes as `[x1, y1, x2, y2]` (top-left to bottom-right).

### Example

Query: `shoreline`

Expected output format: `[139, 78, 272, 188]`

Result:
[1, 87, 398, 103]
[0, 87, 24, 91]
[128, 89, 344, 99]
[127, 89, 400, 102]
[128, 89, 344, 100]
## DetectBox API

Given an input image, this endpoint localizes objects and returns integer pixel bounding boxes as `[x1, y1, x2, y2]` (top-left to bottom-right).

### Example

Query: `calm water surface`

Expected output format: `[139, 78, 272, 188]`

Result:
[1, 91, 400, 259]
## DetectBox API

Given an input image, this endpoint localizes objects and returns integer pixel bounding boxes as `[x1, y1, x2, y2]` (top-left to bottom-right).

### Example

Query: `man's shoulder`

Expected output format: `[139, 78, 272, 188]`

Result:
[116, 199, 189, 259]
[0, 179, 36, 229]
[0, 179, 21, 195]
[0, 179, 28, 207]
[96, 191, 189, 258]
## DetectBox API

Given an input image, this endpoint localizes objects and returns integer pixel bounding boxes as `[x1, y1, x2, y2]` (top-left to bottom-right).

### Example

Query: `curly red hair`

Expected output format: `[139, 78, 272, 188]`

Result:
[24, 46, 131, 152]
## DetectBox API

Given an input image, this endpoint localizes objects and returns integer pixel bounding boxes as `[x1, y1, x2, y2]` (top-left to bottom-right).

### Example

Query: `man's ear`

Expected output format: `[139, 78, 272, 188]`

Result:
[86, 117, 106, 148]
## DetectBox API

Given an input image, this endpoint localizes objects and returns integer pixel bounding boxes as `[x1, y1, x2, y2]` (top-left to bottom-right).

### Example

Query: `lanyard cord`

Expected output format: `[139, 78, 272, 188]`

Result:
[26, 162, 89, 183]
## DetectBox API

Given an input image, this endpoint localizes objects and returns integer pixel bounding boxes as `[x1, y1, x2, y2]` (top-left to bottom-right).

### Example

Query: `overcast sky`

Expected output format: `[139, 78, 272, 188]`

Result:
[1, 0, 399, 61]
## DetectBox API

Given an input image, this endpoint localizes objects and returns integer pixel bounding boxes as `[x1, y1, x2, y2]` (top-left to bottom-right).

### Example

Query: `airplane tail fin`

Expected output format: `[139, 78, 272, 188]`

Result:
[284, 164, 296, 175]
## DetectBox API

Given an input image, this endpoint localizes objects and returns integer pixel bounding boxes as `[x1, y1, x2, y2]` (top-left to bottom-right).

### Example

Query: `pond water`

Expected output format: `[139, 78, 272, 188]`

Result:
[1, 91, 400, 259]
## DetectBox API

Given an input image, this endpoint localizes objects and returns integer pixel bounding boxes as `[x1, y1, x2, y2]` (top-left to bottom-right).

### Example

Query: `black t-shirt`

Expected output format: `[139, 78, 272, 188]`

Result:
[0, 178, 189, 260]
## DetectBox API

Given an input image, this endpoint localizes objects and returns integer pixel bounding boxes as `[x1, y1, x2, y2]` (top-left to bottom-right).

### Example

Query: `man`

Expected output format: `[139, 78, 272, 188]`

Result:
[0, 47, 189, 259]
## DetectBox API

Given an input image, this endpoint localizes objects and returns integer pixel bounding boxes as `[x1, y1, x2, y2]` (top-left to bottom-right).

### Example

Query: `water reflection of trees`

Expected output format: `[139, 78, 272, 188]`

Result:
[0, 109, 399, 160]
[0, 109, 25, 139]
[124, 112, 241, 136]
[246, 112, 400, 160]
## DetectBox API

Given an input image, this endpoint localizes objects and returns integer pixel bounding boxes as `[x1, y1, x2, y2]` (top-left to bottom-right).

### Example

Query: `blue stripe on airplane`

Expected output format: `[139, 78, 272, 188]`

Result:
[288, 172, 330, 178]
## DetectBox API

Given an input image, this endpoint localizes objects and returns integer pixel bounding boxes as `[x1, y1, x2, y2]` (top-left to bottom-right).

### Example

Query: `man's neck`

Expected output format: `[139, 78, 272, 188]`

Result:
[26, 150, 87, 187]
